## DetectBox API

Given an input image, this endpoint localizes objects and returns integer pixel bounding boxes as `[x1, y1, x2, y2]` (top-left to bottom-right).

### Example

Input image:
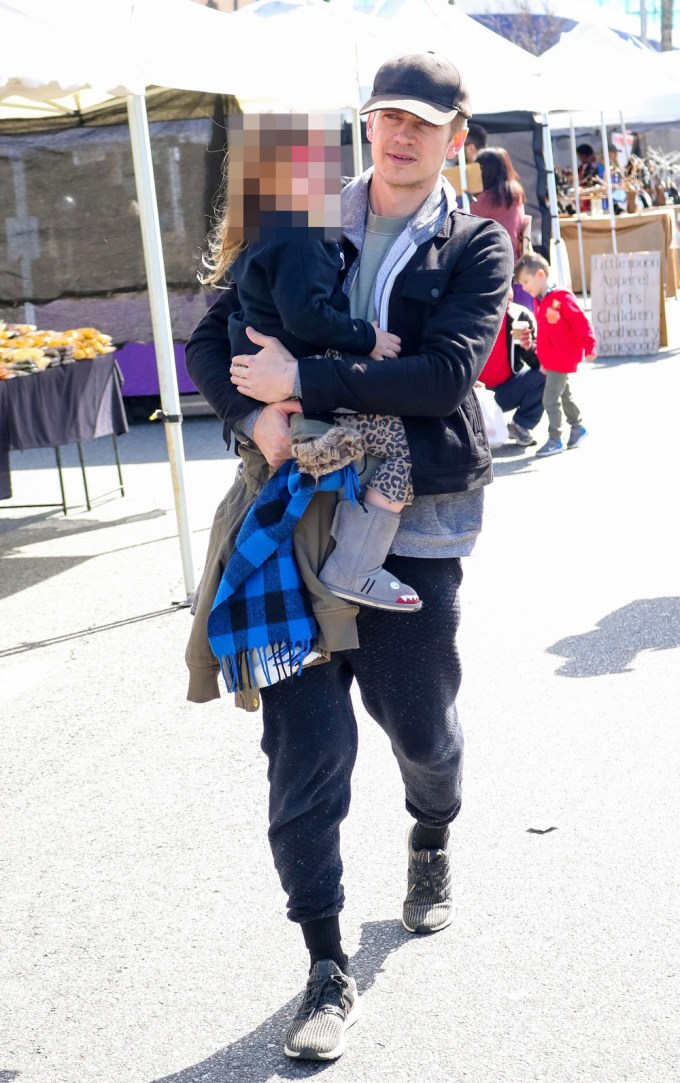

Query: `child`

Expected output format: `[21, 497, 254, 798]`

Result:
[203, 113, 421, 613]
[514, 253, 597, 458]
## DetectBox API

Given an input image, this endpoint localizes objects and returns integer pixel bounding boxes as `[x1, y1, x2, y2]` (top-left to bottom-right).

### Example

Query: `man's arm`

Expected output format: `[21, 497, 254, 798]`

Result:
[297, 221, 513, 419]
[184, 285, 266, 443]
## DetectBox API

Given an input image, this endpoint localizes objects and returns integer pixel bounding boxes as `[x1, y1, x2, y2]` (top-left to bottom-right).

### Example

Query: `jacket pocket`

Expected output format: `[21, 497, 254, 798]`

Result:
[464, 390, 488, 447]
[399, 269, 447, 304]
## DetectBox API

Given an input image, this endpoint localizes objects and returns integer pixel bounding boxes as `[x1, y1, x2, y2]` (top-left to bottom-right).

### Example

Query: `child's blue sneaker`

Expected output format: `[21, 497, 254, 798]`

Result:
[567, 425, 588, 449]
[535, 438, 564, 458]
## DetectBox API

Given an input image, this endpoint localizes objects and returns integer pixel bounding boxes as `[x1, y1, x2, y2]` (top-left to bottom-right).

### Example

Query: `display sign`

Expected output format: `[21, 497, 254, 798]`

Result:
[590, 251, 661, 356]
[443, 163, 483, 194]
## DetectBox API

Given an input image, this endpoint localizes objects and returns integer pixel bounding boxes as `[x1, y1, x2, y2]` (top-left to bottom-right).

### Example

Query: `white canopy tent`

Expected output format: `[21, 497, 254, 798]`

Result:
[360, 0, 550, 113]
[0, 0, 229, 601]
[542, 22, 680, 129]
[538, 23, 680, 286]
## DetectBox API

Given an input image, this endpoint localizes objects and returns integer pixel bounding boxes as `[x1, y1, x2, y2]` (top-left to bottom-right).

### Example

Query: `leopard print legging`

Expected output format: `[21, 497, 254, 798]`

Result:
[341, 414, 413, 505]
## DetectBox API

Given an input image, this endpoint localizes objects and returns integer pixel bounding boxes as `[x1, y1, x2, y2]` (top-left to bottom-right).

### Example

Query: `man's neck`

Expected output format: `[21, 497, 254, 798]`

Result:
[368, 175, 439, 219]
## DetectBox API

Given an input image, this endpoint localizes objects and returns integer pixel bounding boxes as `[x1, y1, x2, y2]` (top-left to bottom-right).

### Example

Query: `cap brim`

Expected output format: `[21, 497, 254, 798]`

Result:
[358, 95, 463, 125]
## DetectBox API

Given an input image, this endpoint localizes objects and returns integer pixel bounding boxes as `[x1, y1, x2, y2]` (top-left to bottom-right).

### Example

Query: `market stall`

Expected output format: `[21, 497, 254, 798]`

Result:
[558, 207, 679, 296]
[0, 347, 127, 510]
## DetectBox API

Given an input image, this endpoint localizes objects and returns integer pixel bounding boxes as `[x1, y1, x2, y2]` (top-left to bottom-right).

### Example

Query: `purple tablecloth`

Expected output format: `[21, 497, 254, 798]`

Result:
[115, 342, 197, 397]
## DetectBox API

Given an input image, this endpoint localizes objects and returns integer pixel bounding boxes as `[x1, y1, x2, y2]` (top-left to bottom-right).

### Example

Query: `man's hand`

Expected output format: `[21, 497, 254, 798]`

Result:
[252, 399, 302, 469]
[231, 327, 297, 403]
[585, 352, 597, 362]
[518, 326, 533, 350]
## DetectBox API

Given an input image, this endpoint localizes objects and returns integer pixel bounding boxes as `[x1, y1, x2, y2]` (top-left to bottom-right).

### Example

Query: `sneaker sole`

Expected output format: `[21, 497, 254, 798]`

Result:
[567, 434, 588, 449]
[284, 998, 362, 1061]
[402, 911, 454, 934]
[324, 587, 423, 613]
[535, 448, 563, 458]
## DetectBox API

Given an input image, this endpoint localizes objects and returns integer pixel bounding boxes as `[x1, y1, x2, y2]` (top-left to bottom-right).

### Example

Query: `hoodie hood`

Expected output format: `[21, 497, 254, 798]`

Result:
[341, 169, 458, 326]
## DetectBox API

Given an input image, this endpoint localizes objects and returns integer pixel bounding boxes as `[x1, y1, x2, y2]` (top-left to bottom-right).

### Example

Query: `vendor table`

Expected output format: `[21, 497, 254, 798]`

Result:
[0, 356, 128, 512]
[559, 207, 679, 296]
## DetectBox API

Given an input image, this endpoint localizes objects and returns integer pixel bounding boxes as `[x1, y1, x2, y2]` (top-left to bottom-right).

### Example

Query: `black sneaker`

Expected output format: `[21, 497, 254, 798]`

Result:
[402, 825, 453, 934]
[284, 959, 360, 1061]
[507, 420, 537, 447]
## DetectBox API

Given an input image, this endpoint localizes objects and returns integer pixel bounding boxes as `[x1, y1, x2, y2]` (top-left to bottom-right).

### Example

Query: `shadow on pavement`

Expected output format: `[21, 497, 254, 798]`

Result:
[0, 605, 181, 657]
[150, 918, 412, 1083]
[0, 509, 167, 548]
[491, 444, 536, 477]
[0, 556, 91, 604]
[0, 1072, 21, 1082]
[590, 352, 673, 370]
[547, 597, 680, 676]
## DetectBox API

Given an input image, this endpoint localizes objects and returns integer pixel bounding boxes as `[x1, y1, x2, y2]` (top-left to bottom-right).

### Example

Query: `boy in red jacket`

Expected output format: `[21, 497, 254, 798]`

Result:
[515, 253, 597, 458]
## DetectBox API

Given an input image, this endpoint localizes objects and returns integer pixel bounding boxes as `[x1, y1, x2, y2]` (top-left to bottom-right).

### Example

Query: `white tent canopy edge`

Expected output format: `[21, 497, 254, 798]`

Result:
[0, 0, 197, 599]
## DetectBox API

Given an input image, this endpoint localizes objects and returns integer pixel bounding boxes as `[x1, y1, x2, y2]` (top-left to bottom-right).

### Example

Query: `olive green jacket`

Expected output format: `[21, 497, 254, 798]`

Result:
[185, 443, 360, 712]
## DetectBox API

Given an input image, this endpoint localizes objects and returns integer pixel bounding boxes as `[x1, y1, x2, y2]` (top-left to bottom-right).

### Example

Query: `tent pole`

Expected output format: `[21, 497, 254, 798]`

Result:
[126, 93, 196, 603]
[456, 147, 470, 212]
[568, 115, 588, 305]
[619, 109, 631, 165]
[541, 112, 567, 285]
[351, 109, 363, 177]
[600, 111, 617, 255]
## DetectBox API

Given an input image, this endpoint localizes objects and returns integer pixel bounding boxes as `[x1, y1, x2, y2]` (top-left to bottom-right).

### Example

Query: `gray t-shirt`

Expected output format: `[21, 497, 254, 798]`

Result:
[349, 211, 410, 324]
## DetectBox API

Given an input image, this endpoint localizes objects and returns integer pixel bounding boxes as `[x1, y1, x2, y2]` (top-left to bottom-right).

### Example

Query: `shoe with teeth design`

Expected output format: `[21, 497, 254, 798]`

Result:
[319, 498, 423, 612]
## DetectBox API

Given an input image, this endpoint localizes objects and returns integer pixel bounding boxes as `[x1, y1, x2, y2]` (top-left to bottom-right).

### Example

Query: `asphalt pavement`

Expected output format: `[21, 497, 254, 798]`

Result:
[2, 306, 679, 1083]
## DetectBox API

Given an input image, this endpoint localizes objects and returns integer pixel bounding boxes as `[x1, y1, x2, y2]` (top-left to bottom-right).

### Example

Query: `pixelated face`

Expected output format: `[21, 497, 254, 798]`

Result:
[227, 113, 342, 240]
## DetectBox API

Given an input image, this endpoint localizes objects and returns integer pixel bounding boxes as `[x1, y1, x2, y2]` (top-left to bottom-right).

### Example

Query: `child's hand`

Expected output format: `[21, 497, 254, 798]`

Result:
[585, 352, 597, 362]
[539, 365, 546, 374]
[370, 322, 401, 360]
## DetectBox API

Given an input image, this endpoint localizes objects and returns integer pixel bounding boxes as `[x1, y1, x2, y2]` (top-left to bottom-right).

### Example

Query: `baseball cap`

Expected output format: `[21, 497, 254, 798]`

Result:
[359, 52, 471, 125]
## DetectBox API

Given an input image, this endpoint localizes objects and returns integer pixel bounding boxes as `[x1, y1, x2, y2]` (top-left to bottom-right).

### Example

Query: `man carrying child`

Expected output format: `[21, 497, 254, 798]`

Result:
[186, 53, 513, 1061]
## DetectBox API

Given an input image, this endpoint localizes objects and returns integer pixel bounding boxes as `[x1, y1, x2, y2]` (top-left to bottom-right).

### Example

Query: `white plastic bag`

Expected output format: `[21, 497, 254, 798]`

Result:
[476, 386, 508, 449]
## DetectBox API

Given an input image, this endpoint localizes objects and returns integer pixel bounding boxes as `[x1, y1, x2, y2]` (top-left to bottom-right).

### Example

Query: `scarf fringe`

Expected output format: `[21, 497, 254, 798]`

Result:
[217, 640, 314, 693]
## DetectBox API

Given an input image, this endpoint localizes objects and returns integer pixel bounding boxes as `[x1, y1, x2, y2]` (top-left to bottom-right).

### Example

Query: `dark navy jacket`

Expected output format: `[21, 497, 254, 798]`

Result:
[228, 238, 376, 358]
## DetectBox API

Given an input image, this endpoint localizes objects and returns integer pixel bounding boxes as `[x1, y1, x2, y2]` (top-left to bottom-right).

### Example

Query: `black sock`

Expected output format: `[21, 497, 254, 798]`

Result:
[412, 823, 450, 851]
[301, 915, 349, 973]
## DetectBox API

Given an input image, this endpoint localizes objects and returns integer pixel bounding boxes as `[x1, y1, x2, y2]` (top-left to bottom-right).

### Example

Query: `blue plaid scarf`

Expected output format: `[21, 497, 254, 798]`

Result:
[208, 459, 358, 693]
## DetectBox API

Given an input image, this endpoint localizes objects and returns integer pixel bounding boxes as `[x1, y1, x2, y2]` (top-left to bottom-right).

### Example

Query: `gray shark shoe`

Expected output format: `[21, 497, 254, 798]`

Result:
[319, 498, 422, 612]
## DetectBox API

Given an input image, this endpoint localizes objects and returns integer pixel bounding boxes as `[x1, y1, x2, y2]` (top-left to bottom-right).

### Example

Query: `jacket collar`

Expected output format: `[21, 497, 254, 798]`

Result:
[341, 168, 458, 255]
